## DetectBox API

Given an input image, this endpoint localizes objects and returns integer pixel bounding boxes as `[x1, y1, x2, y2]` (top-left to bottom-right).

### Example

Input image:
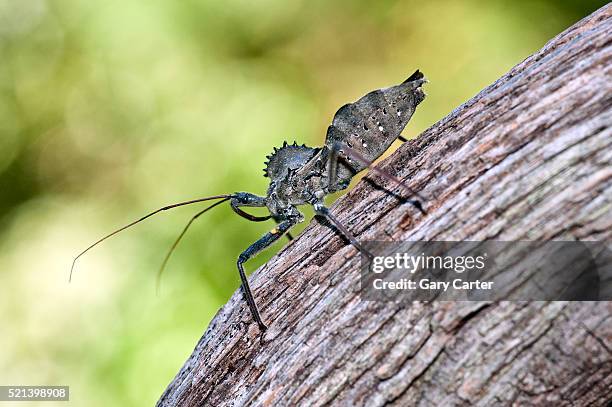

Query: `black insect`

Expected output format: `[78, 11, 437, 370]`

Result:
[71, 70, 428, 331]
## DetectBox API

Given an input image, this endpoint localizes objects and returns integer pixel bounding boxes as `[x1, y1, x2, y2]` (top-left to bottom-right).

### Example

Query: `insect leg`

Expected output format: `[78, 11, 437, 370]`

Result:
[231, 192, 272, 222]
[237, 219, 297, 331]
[327, 144, 340, 192]
[313, 203, 373, 259]
[231, 193, 294, 241]
[329, 142, 426, 214]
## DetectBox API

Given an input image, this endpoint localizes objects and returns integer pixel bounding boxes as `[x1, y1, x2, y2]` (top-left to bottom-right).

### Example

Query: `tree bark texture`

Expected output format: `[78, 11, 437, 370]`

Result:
[158, 5, 612, 406]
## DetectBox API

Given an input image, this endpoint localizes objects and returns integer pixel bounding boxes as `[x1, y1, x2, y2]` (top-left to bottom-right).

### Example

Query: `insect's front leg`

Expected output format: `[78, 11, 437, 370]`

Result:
[237, 218, 297, 331]
[231, 192, 271, 221]
[231, 192, 294, 242]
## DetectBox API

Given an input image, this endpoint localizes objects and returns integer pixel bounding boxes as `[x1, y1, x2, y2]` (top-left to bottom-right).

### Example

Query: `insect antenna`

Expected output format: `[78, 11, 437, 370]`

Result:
[155, 197, 231, 294]
[70, 194, 234, 282]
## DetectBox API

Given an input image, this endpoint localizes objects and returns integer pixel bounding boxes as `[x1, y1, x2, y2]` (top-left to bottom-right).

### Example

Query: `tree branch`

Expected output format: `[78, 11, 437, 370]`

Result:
[158, 5, 612, 406]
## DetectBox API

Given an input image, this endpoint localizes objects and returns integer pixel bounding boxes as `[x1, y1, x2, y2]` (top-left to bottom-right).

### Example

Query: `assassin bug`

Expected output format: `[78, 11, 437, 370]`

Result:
[71, 70, 427, 331]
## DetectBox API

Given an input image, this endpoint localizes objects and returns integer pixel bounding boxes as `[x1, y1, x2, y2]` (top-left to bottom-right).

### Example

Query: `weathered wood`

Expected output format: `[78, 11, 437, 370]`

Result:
[158, 5, 612, 406]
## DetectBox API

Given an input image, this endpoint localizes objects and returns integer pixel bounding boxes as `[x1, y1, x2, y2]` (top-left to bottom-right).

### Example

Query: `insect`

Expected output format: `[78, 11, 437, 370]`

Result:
[71, 70, 427, 331]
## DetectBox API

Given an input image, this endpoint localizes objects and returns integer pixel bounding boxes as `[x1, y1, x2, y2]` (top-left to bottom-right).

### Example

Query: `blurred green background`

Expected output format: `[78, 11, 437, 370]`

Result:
[0, 0, 605, 405]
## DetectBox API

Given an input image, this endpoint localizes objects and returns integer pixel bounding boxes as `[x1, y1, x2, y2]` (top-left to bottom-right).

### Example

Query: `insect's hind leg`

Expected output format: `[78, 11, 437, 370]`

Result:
[328, 142, 426, 214]
[237, 219, 297, 331]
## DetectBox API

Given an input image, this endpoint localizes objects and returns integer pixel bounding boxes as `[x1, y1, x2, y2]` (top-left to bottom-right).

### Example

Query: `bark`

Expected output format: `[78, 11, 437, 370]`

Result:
[158, 5, 612, 407]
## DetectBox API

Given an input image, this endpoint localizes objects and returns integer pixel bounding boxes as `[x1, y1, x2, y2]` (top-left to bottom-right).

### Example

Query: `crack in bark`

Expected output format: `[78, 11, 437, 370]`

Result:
[382, 333, 446, 406]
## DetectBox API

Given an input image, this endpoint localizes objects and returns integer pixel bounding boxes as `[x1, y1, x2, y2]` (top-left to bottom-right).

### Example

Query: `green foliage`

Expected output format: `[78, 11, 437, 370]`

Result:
[0, 1, 603, 405]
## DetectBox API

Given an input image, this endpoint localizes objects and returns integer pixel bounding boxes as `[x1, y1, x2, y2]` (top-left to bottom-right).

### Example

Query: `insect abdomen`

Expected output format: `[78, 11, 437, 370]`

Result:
[325, 70, 427, 191]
